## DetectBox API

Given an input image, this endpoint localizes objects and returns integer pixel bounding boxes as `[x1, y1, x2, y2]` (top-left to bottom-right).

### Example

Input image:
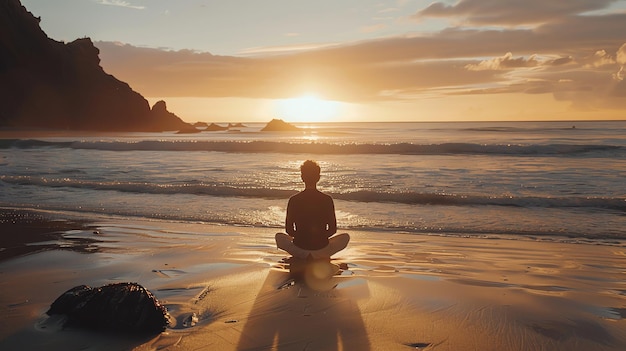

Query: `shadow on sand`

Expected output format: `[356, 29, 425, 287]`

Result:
[236, 258, 371, 350]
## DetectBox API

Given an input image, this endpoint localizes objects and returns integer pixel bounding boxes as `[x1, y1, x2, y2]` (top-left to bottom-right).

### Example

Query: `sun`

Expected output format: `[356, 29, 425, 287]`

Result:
[275, 94, 340, 123]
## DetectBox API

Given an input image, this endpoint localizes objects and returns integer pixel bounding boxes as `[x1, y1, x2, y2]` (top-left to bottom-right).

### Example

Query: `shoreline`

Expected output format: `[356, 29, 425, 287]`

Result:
[1, 208, 625, 350]
[0, 208, 96, 262]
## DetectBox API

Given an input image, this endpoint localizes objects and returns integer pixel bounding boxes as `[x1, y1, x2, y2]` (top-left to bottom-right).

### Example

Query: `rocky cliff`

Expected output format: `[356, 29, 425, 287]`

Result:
[0, 0, 191, 131]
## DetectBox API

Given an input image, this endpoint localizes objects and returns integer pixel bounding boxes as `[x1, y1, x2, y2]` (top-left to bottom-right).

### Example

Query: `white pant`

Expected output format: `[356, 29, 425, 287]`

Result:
[275, 232, 350, 259]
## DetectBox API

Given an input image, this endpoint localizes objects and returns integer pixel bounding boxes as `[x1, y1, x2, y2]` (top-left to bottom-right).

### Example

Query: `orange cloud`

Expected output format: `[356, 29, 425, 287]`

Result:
[465, 53, 540, 71]
[96, 5, 626, 113]
[616, 43, 626, 81]
[414, 0, 616, 25]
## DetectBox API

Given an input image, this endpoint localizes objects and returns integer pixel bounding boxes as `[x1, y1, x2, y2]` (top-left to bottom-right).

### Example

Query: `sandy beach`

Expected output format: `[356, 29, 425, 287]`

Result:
[3, 1, 626, 349]
[0, 208, 625, 351]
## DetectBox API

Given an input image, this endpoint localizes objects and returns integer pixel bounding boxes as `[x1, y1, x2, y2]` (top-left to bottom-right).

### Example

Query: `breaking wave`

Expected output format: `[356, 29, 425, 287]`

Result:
[2, 175, 624, 211]
[1, 139, 623, 157]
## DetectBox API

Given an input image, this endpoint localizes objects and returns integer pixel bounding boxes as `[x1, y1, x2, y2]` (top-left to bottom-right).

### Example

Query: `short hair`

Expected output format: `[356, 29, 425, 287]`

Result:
[300, 160, 321, 184]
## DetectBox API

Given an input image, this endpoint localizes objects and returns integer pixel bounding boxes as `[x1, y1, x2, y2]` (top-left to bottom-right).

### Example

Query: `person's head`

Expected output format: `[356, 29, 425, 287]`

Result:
[300, 160, 321, 186]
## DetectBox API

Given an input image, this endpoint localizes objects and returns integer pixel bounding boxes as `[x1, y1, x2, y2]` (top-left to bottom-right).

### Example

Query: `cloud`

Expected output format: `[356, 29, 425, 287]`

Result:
[95, 0, 145, 10]
[95, 7, 626, 111]
[581, 43, 626, 80]
[237, 42, 341, 56]
[586, 50, 616, 68]
[461, 45, 626, 108]
[618, 43, 626, 65]
[360, 23, 387, 33]
[378, 7, 399, 14]
[547, 57, 574, 66]
[413, 0, 617, 25]
[617, 43, 626, 80]
[465, 53, 540, 71]
[465, 53, 574, 71]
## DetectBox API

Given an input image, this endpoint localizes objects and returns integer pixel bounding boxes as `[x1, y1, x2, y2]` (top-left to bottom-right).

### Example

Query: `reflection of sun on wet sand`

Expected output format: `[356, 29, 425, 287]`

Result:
[1, 211, 626, 350]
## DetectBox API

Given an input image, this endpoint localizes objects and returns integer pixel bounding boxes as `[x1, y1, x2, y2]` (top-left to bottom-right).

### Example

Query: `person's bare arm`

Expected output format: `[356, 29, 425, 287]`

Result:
[326, 197, 337, 237]
[285, 199, 296, 237]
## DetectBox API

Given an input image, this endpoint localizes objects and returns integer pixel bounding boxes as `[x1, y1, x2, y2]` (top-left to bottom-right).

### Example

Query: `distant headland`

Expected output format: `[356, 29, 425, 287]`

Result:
[0, 0, 192, 132]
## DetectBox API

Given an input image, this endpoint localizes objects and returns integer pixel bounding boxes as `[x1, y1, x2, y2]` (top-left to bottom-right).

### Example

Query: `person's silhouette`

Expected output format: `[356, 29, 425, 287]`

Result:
[275, 160, 350, 259]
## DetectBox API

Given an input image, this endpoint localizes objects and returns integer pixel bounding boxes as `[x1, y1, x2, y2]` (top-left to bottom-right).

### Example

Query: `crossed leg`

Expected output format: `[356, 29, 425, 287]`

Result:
[275, 233, 350, 259]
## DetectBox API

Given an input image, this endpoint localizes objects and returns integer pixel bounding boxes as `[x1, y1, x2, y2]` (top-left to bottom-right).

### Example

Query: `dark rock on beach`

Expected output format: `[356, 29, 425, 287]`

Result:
[0, 0, 192, 132]
[47, 282, 170, 334]
[261, 118, 301, 132]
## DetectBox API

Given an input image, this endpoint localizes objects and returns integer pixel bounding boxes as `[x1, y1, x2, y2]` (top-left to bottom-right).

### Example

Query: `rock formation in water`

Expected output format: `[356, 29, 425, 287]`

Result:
[261, 118, 301, 131]
[205, 123, 229, 131]
[0, 0, 192, 131]
[47, 282, 170, 333]
[176, 126, 202, 134]
[193, 121, 209, 128]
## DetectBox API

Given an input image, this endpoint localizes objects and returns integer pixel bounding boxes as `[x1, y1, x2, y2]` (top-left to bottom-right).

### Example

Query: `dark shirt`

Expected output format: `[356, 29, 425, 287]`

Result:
[285, 188, 337, 250]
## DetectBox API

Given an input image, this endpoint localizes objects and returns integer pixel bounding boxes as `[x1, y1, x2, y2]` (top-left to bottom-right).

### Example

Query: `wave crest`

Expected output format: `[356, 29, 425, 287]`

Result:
[2, 175, 623, 211]
[2, 139, 622, 156]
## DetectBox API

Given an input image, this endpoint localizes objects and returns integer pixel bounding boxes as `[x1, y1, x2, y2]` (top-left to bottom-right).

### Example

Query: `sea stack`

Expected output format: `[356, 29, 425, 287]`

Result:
[261, 119, 301, 131]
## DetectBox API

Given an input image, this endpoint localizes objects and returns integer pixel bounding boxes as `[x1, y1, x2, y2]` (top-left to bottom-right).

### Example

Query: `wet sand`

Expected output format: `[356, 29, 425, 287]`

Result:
[0, 208, 625, 350]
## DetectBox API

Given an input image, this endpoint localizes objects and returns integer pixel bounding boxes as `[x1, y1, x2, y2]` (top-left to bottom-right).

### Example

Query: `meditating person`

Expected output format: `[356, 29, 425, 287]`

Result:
[275, 160, 350, 259]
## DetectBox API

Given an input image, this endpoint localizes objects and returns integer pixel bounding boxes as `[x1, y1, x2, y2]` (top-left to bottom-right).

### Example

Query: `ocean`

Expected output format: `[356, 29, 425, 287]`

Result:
[1, 121, 625, 243]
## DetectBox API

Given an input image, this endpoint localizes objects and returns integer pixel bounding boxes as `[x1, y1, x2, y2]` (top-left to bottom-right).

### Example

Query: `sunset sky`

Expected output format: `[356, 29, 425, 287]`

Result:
[21, 0, 626, 123]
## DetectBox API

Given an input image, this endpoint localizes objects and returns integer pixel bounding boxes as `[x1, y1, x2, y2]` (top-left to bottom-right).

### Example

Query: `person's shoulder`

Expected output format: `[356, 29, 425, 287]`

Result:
[320, 191, 334, 201]
[289, 190, 306, 201]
